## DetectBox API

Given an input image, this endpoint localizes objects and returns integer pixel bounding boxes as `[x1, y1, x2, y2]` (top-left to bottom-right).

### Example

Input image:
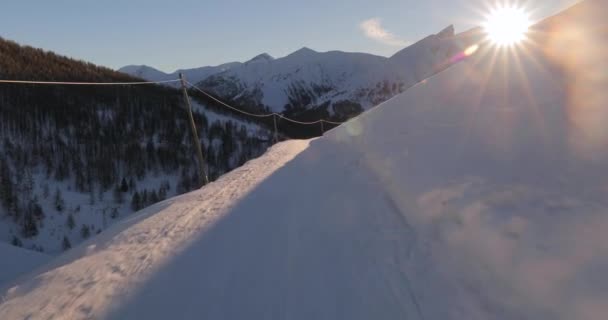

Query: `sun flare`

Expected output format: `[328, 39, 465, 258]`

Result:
[483, 6, 532, 46]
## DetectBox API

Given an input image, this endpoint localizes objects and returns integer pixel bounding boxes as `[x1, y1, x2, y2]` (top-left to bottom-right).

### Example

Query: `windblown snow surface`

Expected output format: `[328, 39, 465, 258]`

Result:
[2, 1, 608, 319]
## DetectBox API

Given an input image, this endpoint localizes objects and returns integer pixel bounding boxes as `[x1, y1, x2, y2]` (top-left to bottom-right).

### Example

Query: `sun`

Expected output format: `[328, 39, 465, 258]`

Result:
[483, 6, 532, 46]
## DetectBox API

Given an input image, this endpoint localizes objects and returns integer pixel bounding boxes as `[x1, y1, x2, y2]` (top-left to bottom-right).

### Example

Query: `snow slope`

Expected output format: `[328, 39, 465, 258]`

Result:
[2, 1, 608, 319]
[0, 243, 49, 287]
[118, 61, 241, 87]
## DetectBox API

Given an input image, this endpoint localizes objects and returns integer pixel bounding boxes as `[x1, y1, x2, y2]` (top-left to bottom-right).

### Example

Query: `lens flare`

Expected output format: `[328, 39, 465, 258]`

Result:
[464, 44, 480, 56]
[483, 6, 532, 46]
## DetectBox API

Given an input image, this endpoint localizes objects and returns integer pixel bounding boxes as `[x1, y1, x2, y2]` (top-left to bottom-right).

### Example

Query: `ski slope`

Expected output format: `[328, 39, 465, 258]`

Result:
[2, 1, 608, 319]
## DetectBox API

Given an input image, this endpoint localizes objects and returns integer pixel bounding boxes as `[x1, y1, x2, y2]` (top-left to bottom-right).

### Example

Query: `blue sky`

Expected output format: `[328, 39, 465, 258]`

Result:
[0, 0, 575, 72]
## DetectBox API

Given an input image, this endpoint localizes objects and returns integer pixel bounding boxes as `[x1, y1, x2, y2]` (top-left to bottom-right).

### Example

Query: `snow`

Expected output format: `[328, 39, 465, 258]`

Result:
[118, 62, 243, 87]
[2, 1, 607, 319]
[0, 171, 181, 254]
[0, 140, 309, 319]
[191, 100, 270, 136]
[122, 26, 469, 115]
[0, 243, 50, 288]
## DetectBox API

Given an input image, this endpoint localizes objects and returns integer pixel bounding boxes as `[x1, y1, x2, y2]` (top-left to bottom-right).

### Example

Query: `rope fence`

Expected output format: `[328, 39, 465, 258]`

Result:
[0, 79, 182, 85]
[0, 78, 346, 127]
[184, 80, 345, 125]
[0, 76, 348, 186]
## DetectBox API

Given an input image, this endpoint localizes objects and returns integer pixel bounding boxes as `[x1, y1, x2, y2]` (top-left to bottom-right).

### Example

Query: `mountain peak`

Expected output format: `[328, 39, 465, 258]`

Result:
[436, 25, 455, 39]
[117, 65, 169, 80]
[118, 65, 157, 73]
[288, 47, 318, 57]
[246, 53, 274, 64]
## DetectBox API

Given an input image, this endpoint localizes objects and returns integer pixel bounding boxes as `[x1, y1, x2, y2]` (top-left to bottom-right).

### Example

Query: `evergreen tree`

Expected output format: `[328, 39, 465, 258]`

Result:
[81, 224, 90, 239]
[66, 213, 75, 230]
[11, 235, 22, 247]
[0, 36, 274, 253]
[110, 207, 119, 219]
[62, 236, 71, 251]
[54, 188, 65, 212]
[158, 185, 167, 201]
[149, 190, 159, 204]
[131, 191, 141, 212]
[32, 202, 44, 220]
[113, 185, 124, 204]
[128, 178, 136, 194]
[0, 156, 16, 214]
[120, 178, 129, 193]
[141, 190, 148, 207]
[22, 207, 39, 238]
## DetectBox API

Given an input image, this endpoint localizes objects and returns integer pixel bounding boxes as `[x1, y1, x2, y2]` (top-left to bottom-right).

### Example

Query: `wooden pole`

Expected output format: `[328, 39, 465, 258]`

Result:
[179, 73, 208, 186]
[320, 120, 325, 136]
[273, 114, 279, 143]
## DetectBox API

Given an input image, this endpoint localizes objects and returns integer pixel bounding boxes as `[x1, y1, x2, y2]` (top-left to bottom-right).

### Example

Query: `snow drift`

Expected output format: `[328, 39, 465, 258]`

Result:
[2, 1, 608, 319]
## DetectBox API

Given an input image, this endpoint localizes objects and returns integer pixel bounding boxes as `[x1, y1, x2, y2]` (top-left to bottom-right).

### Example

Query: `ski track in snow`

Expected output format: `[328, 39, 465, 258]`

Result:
[0, 141, 309, 320]
[2, 2, 608, 319]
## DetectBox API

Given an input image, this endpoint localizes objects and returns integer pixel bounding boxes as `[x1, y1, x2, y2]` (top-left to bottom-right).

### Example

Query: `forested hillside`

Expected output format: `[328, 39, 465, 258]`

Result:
[0, 37, 274, 253]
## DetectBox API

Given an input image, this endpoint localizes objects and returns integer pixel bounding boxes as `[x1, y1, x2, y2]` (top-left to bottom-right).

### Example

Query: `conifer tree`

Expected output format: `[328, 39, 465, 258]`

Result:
[131, 191, 141, 212]
[11, 235, 22, 247]
[54, 188, 65, 212]
[66, 213, 75, 230]
[81, 224, 90, 239]
[120, 178, 129, 193]
[62, 236, 71, 251]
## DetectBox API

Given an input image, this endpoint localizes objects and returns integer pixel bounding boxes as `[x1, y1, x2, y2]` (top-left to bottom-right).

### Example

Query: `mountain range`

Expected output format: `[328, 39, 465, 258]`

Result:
[121, 25, 481, 121]
[2, 1, 606, 318]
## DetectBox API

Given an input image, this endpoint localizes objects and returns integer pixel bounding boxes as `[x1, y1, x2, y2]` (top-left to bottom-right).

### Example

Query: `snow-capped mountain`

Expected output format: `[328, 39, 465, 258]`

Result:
[121, 26, 479, 120]
[2, 1, 606, 319]
[198, 25, 480, 120]
[116, 65, 174, 82]
[118, 61, 242, 86]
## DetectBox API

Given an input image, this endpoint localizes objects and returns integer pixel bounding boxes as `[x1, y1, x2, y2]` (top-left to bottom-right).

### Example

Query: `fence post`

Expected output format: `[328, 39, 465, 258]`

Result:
[320, 120, 325, 136]
[179, 73, 209, 186]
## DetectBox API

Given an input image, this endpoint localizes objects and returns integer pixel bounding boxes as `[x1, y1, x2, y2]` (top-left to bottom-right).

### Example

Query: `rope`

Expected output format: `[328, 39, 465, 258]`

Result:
[277, 114, 322, 125]
[0, 79, 181, 85]
[185, 81, 274, 118]
[0, 77, 345, 127]
[184, 81, 345, 126]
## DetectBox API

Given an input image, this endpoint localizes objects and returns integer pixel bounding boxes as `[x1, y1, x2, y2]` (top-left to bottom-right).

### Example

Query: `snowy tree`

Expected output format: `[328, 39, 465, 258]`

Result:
[54, 188, 65, 212]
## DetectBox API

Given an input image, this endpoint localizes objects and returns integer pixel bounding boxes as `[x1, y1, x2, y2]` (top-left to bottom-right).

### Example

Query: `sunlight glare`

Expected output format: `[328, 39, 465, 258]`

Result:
[483, 6, 532, 46]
